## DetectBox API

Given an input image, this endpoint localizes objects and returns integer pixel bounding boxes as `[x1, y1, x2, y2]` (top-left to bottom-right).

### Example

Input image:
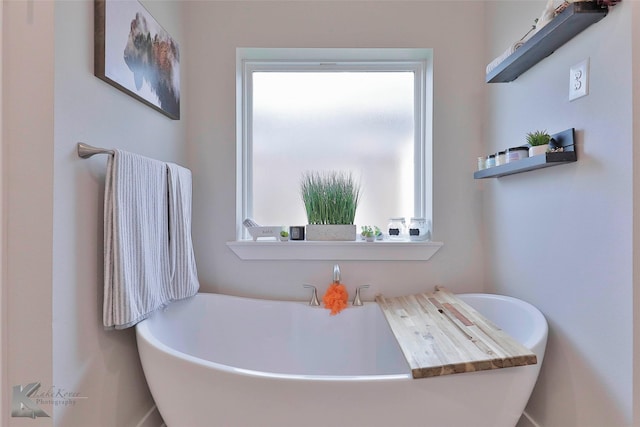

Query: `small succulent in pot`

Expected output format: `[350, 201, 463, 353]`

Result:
[526, 130, 551, 146]
[374, 226, 383, 240]
[526, 130, 552, 156]
[360, 226, 377, 242]
[360, 226, 382, 242]
[279, 229, 290, 241]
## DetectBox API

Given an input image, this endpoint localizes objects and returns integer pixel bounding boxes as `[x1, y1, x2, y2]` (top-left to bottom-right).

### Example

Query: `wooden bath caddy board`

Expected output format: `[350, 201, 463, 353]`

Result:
[375, 287, 537, 379]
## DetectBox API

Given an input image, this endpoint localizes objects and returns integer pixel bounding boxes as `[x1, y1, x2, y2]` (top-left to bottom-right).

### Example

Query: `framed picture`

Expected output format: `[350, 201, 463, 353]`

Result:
[94, 0, 180, 120]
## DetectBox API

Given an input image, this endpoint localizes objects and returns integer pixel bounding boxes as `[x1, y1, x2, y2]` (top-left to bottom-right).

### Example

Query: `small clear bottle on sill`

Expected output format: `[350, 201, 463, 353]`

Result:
[486, 154, 496, 168]
[387, 217, 406, 240]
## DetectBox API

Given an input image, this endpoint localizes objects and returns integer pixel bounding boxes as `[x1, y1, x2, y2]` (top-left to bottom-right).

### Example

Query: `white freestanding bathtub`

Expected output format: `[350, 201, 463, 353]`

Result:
[136, 292, 547, 427]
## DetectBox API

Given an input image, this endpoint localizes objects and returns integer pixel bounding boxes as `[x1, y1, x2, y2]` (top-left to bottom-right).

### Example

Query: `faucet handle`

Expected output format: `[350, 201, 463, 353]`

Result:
[303, 284, 320, 306]
[352, 285, 370, 306]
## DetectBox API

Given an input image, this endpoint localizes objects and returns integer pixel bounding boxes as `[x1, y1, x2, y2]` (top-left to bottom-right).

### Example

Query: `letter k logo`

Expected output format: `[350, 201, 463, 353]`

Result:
[11, 382, 50, 418]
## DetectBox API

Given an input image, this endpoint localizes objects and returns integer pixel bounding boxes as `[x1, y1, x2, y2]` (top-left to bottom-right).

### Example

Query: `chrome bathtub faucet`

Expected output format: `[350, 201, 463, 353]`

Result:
[302, 284, 320, 306]
[352, 285, 370, 306]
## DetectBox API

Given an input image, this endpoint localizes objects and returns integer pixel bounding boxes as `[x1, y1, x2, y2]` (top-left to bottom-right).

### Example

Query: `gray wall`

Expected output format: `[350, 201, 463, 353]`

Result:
[4, 0, 183, 425]
[3, 1, 638, 426]
[484, 2, 633, 426]
[53, 1, 184, 424]
[633, 3, 640, 424]
[4, 1, 54, 425]
[185, 1, 488, 301]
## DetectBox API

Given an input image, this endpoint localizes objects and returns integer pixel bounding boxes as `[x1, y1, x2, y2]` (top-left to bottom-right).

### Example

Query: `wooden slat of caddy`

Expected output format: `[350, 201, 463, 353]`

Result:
[375, 286, 537, 379]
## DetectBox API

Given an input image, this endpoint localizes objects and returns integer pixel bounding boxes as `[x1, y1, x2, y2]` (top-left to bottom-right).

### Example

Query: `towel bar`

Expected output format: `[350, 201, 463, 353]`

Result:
[77, 142, 115, 159]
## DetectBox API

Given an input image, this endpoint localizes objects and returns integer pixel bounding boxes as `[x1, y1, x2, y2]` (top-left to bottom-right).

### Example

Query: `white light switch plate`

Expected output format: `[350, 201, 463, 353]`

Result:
[569, 58, 589, 101]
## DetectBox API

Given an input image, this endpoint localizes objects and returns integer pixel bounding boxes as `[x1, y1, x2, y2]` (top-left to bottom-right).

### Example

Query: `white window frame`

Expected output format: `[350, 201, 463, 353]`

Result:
[230, 48, 442, 261]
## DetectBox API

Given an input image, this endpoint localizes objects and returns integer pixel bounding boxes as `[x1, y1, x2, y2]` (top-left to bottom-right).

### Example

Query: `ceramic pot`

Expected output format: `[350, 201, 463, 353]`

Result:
[529, 144, 549, 157]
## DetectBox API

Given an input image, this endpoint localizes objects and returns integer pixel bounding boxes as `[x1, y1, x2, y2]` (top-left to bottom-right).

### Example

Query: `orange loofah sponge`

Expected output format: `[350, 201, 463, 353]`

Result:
[323, 283, 349, 315]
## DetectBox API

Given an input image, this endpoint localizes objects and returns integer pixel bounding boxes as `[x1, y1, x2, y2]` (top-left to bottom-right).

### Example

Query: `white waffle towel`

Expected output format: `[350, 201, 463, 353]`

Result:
[103, 150, 198, 329]
[166, 162, 200, 301]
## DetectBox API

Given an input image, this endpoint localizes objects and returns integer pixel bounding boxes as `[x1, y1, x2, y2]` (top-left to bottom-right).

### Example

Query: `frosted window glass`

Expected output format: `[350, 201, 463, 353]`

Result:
[252, 72, 415, 230]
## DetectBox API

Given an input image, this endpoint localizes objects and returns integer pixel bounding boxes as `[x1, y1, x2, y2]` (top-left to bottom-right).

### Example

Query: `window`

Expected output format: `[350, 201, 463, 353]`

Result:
[236, 48, 433, 241]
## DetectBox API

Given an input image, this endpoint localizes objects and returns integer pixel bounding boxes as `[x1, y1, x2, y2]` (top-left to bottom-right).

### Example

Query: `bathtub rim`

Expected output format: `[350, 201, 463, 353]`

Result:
[136, 292, 547, 382]
[458, 292, 548, 355]
[136, 294, 412, 382]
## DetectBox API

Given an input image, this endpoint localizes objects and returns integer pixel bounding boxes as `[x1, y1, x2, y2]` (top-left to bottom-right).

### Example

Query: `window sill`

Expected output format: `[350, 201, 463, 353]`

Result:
[226, 240, 443, 261]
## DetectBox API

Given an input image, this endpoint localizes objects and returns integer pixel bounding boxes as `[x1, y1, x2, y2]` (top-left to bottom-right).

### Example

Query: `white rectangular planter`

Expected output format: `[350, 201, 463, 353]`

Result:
[305, 224, 356, 241]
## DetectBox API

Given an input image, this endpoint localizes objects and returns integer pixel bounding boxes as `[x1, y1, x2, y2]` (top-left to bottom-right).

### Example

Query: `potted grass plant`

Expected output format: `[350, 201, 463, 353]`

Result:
[527, 130, 552, 157]
[300, 171, 361, 241]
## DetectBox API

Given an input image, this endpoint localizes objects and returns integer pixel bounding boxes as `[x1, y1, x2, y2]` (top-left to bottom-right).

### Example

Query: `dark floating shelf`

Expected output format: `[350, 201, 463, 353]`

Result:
[487, 2, 608, 83]
[474, 128, 576, 179]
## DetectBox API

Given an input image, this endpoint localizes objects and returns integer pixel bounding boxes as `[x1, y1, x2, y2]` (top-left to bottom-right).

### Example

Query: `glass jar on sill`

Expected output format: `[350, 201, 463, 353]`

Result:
[409, 217, 431, 241]
[387, 217, 406, 240]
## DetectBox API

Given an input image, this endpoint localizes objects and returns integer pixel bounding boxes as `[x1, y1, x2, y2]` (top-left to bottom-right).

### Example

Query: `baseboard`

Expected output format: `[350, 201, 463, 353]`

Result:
[517, 411, 543, 427]
[135, 405, 165, 427]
